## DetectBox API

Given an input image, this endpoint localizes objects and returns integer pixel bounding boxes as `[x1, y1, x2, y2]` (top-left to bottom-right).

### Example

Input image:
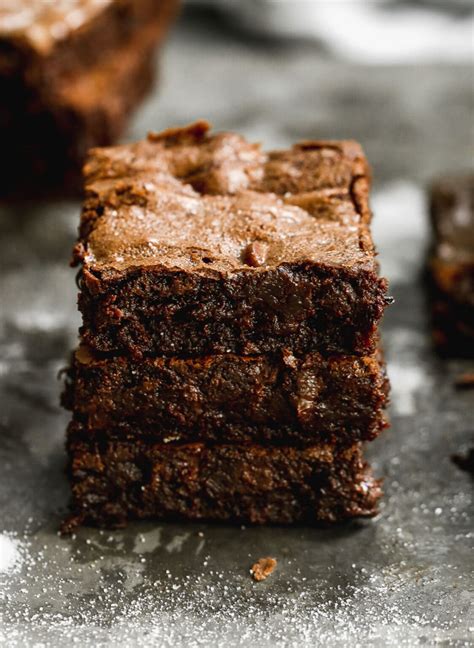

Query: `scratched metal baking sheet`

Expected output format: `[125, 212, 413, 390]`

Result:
[0, 12, 473, 647]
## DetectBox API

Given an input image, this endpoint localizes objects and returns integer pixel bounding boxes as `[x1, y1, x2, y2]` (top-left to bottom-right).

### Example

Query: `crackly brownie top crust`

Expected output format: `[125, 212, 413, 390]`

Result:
[0, 0, 113, 54]
[430, 173, 474, 264]
[76, 121, 375, 275]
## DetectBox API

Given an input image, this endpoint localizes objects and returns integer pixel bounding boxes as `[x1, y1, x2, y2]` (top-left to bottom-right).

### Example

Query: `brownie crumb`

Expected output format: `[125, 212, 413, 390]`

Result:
[451, 447, 474, 474]
[59, 512, 85, 536]
[454, 373, 474, 389]
[250, 557, 277, 582]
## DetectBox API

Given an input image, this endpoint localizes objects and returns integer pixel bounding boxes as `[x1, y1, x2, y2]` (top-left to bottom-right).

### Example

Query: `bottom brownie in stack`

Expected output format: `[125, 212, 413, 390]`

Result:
[65, 434, 381, 528]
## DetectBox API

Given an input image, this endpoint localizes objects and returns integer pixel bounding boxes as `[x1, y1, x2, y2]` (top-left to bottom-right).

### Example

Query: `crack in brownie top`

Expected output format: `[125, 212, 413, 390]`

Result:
[75, 121, 376, 274]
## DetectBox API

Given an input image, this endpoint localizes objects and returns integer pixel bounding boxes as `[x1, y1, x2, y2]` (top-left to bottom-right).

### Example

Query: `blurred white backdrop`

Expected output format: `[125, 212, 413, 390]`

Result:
[193, 0, 474, 63]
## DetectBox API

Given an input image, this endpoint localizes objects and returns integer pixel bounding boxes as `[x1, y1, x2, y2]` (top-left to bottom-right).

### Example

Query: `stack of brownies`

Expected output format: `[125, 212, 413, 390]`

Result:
[0, 0, 179, 196]
[63, 121, 391, 529]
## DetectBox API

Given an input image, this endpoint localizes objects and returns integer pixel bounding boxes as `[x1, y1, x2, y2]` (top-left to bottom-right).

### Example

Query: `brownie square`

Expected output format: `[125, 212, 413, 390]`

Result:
[74, 122, 388, 357]
[428, 174, 474, 354]
[65, 436, 382, 528]
[64, 345, 389, 447]
[0, 0, 177, 82]
[0, 0, 179, 196]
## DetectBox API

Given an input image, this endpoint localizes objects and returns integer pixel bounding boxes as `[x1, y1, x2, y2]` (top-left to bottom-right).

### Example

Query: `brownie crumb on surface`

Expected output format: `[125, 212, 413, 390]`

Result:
[59, 512, 85, 537]
[250, 557, 277, 582]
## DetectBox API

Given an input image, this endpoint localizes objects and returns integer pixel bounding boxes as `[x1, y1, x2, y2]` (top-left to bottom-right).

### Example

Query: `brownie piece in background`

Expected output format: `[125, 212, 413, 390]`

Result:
[0, 0, 180, 197]
[74, 121, 388, 358]
[64, 345, 388, 447]
[428, 174, 474, 355]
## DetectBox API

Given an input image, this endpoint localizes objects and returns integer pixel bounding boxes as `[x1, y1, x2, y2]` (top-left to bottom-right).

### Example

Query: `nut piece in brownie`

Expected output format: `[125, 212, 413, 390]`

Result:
[64, 345, 389, 447]
[74, 122, 388, 358]
[66, 436, 382, 528]
[0, 0, 179, 196]
[428, 173, 474, 355]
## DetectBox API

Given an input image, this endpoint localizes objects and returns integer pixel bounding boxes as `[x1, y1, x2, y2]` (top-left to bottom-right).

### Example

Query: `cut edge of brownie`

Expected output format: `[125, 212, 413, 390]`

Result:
[77, 263, 387, 358]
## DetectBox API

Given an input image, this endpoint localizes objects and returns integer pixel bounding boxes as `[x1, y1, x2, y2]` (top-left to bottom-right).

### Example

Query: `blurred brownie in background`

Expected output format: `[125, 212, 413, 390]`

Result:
[428, 174, 474, 356]
[0, 0, 180, 198]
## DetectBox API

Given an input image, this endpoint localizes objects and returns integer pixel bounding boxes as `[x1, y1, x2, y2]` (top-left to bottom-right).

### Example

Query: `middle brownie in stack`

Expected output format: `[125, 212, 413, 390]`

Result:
[64, 121, 390, 529]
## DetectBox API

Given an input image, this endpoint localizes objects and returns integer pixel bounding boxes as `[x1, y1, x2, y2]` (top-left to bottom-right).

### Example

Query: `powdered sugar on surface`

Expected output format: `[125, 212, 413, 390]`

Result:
[0, 534, 23, 575]
[371, 180, 429, 284]
[0, 506, 472, 648]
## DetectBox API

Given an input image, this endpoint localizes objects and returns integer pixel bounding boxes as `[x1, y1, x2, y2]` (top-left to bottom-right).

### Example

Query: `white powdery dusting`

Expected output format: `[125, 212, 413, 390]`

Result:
[229, 1, 474, 64]
[385, 328, 433, 417]
[0, 567, 466, 648]
[371, 180, 428, 284]
[0, 507, 471, 648]
[386, 363, 427, 417]
[0, 534, 22, 575]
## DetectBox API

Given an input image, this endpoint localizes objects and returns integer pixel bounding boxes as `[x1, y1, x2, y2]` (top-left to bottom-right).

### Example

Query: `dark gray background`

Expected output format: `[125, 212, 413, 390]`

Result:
[0, 9, 473, 647]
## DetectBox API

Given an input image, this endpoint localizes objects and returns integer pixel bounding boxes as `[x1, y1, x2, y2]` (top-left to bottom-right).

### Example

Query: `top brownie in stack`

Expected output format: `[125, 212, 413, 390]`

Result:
[74, 121, 388, 358]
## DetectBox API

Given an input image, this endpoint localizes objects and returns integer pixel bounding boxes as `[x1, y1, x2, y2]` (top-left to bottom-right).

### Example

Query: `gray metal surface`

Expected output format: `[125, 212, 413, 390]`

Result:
[0, 13, 473, 648]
